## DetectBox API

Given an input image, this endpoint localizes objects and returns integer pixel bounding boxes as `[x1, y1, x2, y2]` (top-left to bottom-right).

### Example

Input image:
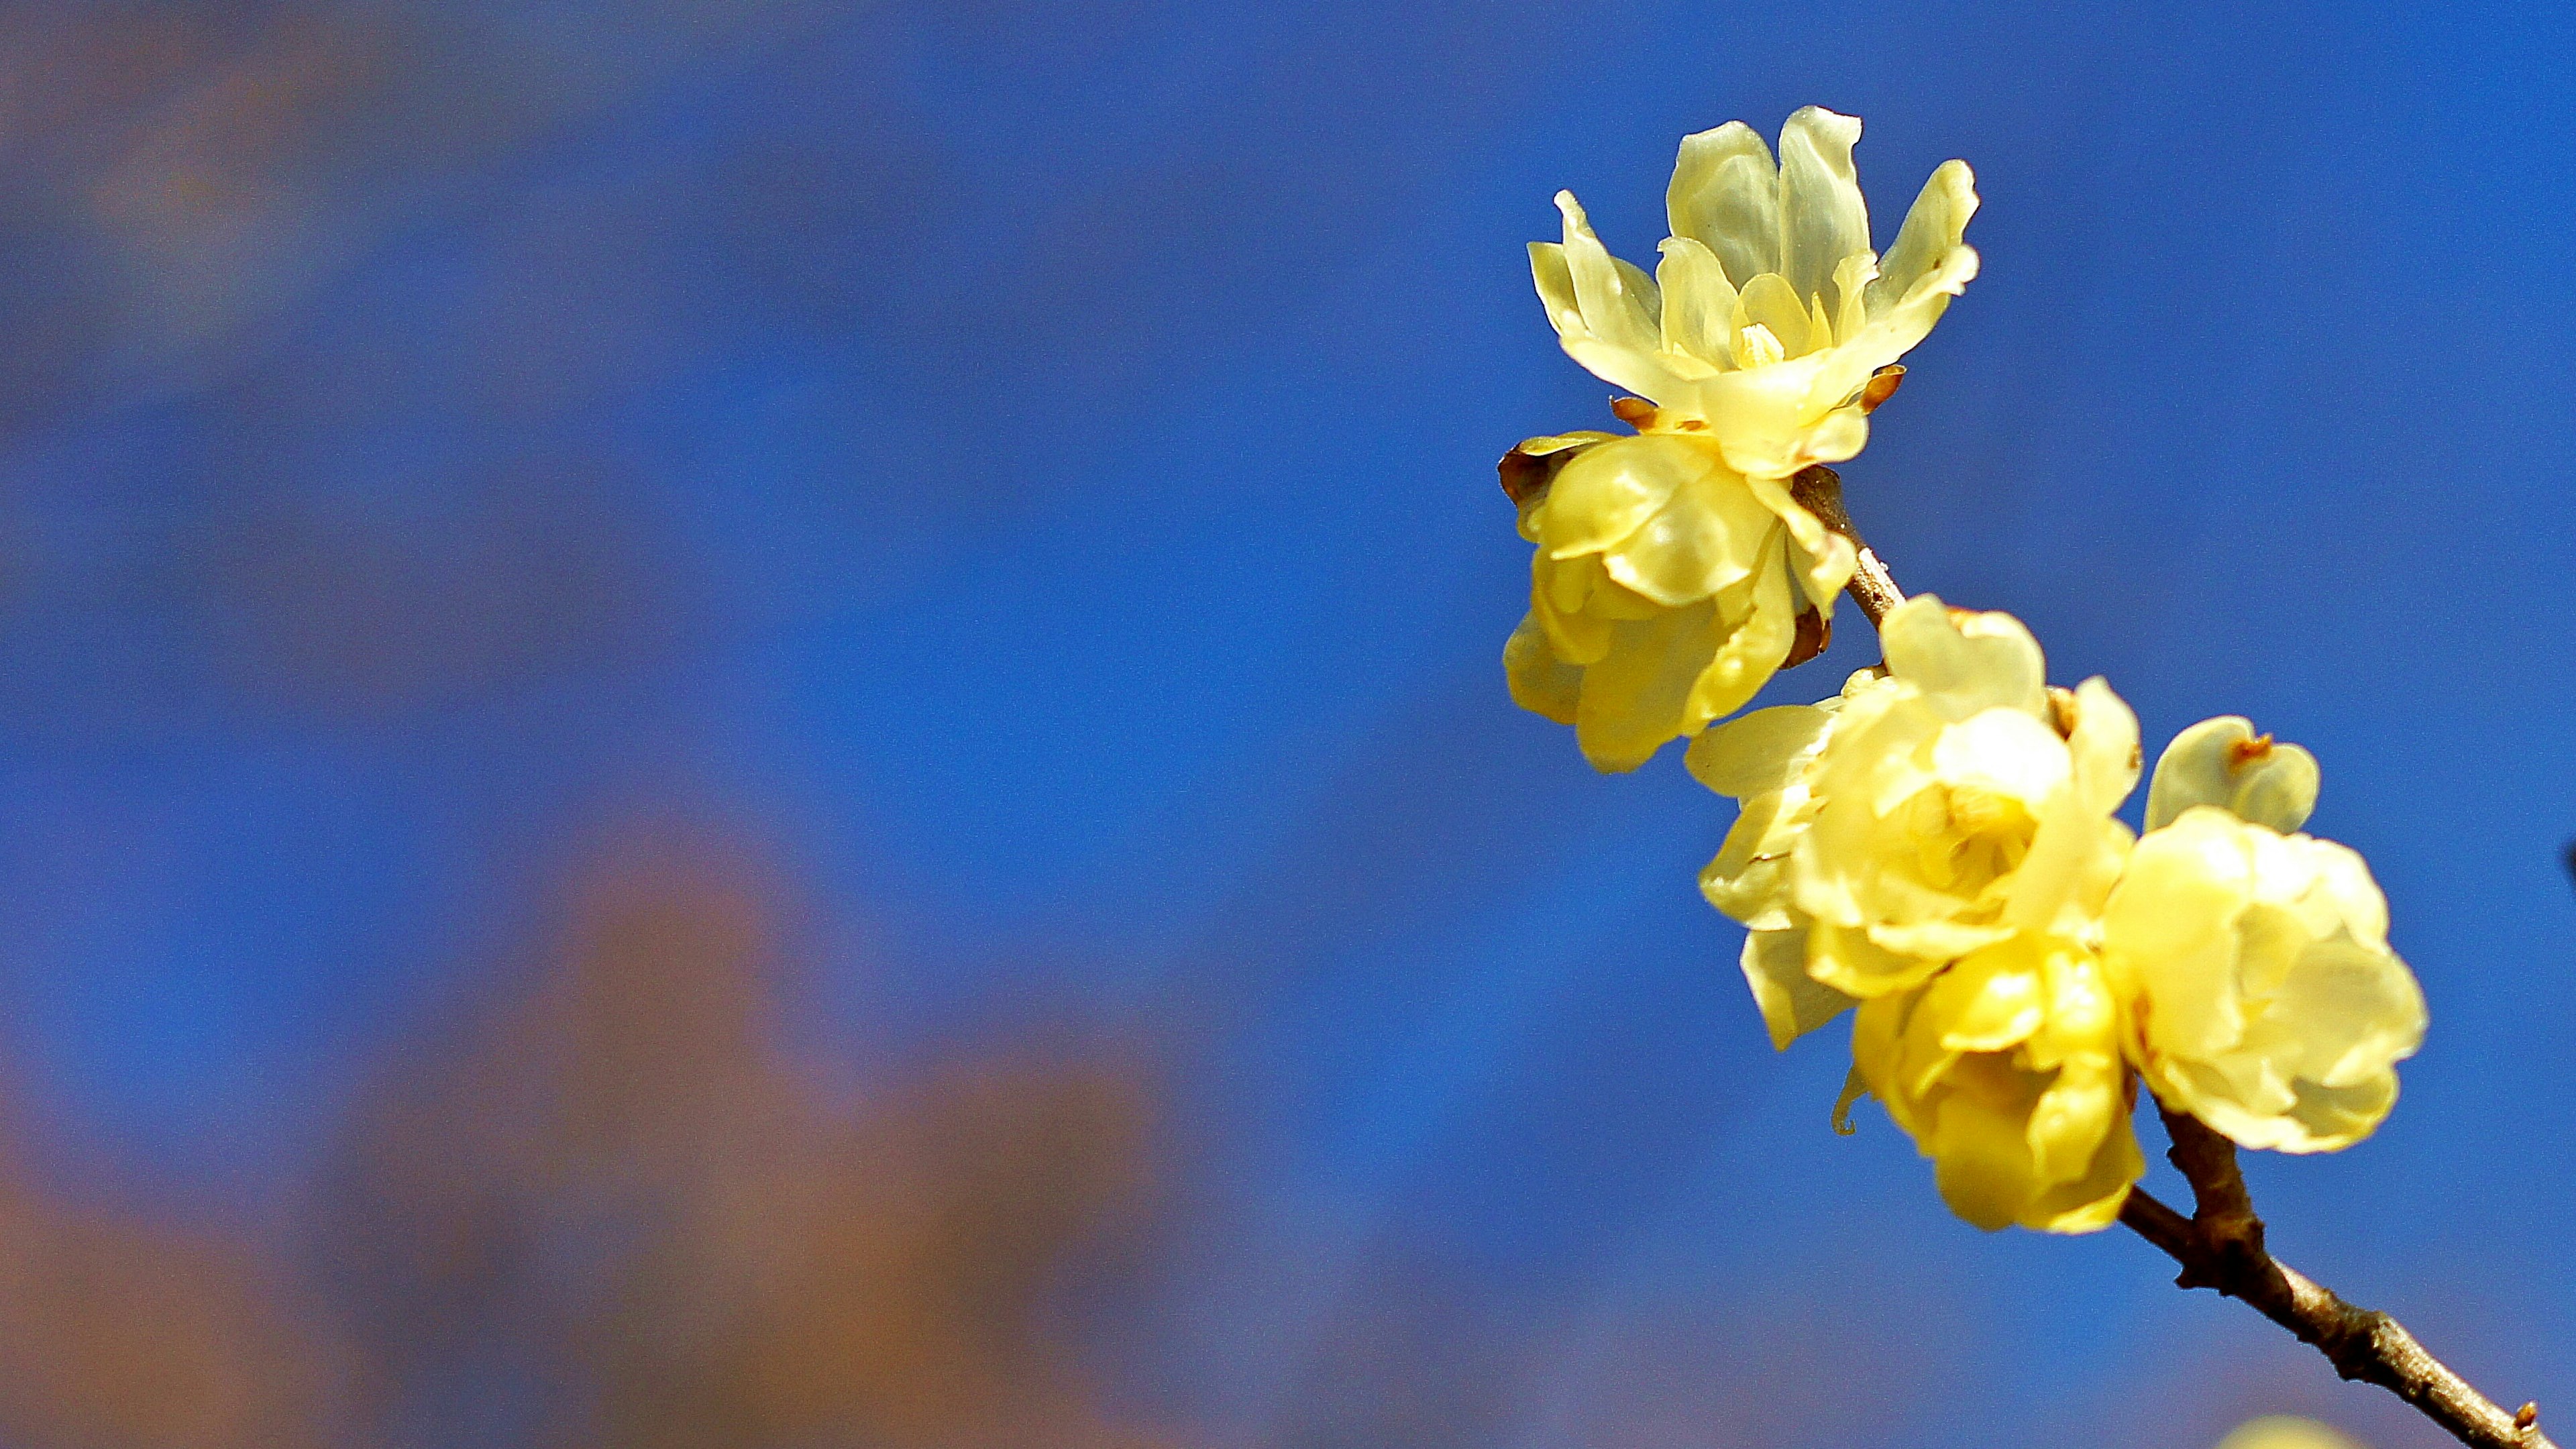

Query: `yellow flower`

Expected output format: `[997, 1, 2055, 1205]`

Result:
[1505, 431, 1835, 771]
[1530, 105, 1979, 480]
[1853, 932, 2143, 1232]
[1506, 106, 1976, 771]
[1784, 597, 2139, 999]
[2102, 804, 2427, 1152]
[2216, 1419, 2371, 1449]
[1690, 596, 2147, 1232]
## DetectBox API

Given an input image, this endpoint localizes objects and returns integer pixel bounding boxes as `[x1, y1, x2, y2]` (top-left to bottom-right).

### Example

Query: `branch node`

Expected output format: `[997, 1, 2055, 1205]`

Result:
[2120, 1108, 2558, 1449]
[1786, 465, 1905, 627]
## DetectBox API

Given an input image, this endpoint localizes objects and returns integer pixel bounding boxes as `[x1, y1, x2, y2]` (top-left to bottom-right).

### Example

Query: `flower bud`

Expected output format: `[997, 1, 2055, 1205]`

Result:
[2145, 715, 2320, 833]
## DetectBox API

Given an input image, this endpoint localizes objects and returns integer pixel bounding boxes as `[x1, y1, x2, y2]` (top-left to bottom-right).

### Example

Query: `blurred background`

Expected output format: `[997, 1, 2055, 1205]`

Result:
[0, 1, 2565, 1446]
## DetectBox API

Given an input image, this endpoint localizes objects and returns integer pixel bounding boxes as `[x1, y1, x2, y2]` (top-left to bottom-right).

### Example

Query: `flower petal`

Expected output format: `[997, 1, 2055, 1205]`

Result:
[1735, 272, 1814, 360]
[1685, 531, 1799, 722]
[1775, 107, 1870, 313]
[1503, 611, 1583, 724]
[1687, 703, 1835, 798]
[1878, 595, 2048, 721]
[1867, 159, 1979, 320]
[1655, 235, 1739, 371]
[1534, 195, 1679, 401]
[1741, 469, 1859, 608]
[2146, 714, 2321, 833]
[1667, 121, 1780, 290]
[1572, 598, 1723, 771]
[1599, 464, 1776, 606]
[1740, 926, 1854, 1049]
[1535, 434, 1717, 559]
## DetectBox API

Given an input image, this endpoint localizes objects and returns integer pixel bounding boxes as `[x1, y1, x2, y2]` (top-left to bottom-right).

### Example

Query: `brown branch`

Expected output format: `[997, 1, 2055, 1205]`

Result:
[1786, 465, 1904, 627]
[2120, 1108, 2551, 1449]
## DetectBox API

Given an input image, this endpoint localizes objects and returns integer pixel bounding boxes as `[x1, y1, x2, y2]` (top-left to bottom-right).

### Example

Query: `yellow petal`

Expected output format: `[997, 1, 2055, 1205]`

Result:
[1571, 599, 1721, 771]
[1878, 594, 2048, 722]
[1667, 120, 1780, 290]
[1503, 612, 1582, 724]
[1774, 106, 1869, 312]
[1536, 434, 1720, 559]
[1654, 235, 1739, 371]
[2145, 714, 2322, 833]
[1735, 272, 1813, 361]
[1599, 464, 1777, 606]
[1740, 926, 1854, 1049]
[1684, 532, 1798, 723]
[1866, 158, 1978, 320]
[1686, 703, 1834, 798]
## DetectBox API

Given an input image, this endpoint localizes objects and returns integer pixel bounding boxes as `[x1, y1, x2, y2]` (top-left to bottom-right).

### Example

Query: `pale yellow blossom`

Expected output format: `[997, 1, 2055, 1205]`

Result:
[1530, 105, 1979, 480]
[2216, 1418, 2369, 1449]
[2103, 804, 2426, 1152]
[1853, 932, 2143, 1232]
[1784, 597, 2139, 999]
[1507, 106, 1977, 770]
[1690, 596, 2147, 1230]
[1505, 431, 1825, 771]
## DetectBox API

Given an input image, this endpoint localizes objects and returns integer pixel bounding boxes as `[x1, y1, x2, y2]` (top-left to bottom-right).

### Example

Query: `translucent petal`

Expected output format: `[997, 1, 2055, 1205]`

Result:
[1535, 434, 1717, 559]
[1929, 708, 2071, 806]
[1655, 236, 1739, 370]
[1804, 231, 1980, 428]
[1734, 272, 1813, 361]
[1743, 476, 1858, 610]
[1572, 599, 1722, 772]
[1531, 561, 1611, 664]
[1599, 466, 1776, 606]
[2065, 678, 2143, 815]
[1926, 1061, 2046, 1232]
[1923, 941, 2045, 1053]
[1529, 241, 1581, 336]
[1807, 920, 1947, 998]
[1684, 533, 1799, 724]
[1503, 612, 1582, 724]
[1538, 194, 1680, 400]
[1831, 250, 1878, 350]
[2021, 1108, 2140, 1233]
[2268, 937, 2426, 1089]
[1741, 926, 1854, 1049]
[1686, 703, 1835, 798]
[1667, 121, 1780, 290]
[1866, 159, 1979, 320]
[1775, 107, 1870, 311]
[2027, 1071, 2114, 1190]
[1555, 191, 1661, 354]
[1878, 595, 2049, 721]
[1701, 792, 1799, 928]
[2103, 810, 2255, 1057]
[1695, 350, 1835, 478]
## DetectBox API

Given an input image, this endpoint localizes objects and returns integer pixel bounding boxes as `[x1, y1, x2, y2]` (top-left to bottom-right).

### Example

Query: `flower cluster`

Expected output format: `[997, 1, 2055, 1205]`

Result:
[1505, 106, 1977, 771]
[1503, 111, 2428, 1234]
[1687, 598, 2423, 1231]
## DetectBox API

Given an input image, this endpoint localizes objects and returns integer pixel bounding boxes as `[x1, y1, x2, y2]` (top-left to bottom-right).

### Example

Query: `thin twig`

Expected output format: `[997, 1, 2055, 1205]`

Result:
[1786, 465, 1904, 626]
[2121, 1109, 2551, 1449]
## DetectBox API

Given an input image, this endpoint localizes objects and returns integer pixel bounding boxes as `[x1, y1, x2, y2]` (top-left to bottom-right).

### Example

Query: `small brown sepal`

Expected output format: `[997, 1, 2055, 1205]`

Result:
[1858, 364, 1905, 413]
[1784, 606, 1831, 669]
[1608, 396, 1660, 429]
